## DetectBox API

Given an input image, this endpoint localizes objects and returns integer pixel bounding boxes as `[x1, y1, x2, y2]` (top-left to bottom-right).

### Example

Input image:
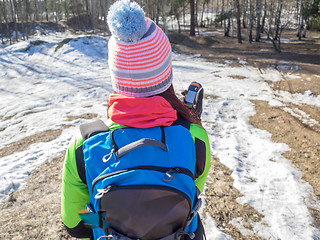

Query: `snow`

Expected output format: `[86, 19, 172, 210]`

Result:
[1, 33, 320, 239]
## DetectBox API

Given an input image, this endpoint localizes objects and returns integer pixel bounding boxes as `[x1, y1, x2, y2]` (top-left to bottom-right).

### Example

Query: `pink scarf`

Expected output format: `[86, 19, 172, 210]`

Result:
[108, 94, 177, 128]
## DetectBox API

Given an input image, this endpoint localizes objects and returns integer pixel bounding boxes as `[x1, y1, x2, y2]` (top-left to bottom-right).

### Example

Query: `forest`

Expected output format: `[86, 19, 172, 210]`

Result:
[0, 0, 320, 48]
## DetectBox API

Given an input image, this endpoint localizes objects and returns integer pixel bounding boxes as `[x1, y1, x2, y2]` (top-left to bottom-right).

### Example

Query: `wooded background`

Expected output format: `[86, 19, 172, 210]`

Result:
[1, 0, 320, 46]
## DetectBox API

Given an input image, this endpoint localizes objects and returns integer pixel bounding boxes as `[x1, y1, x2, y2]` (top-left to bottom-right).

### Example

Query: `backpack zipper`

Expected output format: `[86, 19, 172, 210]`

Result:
[95, 184, 192, 212]
[92, 166, 195, 192]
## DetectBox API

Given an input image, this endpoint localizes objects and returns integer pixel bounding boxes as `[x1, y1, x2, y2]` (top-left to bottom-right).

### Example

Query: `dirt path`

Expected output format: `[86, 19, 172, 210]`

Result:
[204, 156, 264, 240]
[0, 154, 75, 239]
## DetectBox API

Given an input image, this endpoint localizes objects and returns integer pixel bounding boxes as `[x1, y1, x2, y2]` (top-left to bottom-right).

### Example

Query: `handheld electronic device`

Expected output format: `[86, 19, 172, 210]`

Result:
[184, 82, 202, 108]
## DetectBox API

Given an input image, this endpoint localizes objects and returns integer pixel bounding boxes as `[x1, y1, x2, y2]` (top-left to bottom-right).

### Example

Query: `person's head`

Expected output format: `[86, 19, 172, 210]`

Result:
[107, 0, 200, 125]
[107, 0, 172, 98]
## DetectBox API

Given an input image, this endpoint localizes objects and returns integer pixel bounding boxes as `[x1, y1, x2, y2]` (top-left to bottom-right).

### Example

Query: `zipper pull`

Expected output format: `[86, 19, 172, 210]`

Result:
[163, 168, 177, 182]
[102, 149, 115, 163]
[95, 185, 113, 199]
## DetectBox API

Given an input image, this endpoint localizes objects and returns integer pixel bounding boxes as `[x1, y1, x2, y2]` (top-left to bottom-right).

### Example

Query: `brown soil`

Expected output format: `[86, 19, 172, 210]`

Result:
[0, 113, 97, 158]
[66, 113, 98, 122]
[0, 129, 63, 158]
[204, 156, 264, 240]
[0, 28, 319, 239]
[0, 154, 76, 240]
[168, 28, 320, 79]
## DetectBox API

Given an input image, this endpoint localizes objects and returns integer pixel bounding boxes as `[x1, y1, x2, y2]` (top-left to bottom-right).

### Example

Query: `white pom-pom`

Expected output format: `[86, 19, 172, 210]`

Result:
[107, 0, 146, 42]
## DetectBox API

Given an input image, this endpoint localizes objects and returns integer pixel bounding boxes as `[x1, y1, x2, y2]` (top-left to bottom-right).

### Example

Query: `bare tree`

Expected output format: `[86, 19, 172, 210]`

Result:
[263, 0, 284, 53]
[235, 0, 242, 43]
[267, 0, 273, 37]
[200, 0, 209, 27]
[24, 0, 30, 40]
[100, 0, 107, 23]
[2, 1, 9, 43]
[256, 0, 262, 41]
[242, 0, 248, 28]
[44, 0, 49, 21]
[274, 0, 282, 41]
[34, 0, 39, 21]
[297, 0, 303, 40]
[248, 0, 253, 42]
[190, 0, 195, 36]
[224, 0, 231, 36]
[261, 0, 267, 33]
[0, 1, 6, 44]
[9, 0, 18, 41]
[171, 0, 185, 33]
[222, 0, 227, 33]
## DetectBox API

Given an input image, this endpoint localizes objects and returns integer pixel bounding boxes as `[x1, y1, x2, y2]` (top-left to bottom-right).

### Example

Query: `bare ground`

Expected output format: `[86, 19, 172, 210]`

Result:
[0, 28, 320, 239]
[0, 154, 74, 240]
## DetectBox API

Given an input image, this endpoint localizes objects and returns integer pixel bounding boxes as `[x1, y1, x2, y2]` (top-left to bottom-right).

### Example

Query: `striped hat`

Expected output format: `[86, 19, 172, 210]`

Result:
[107, 0, 172, 97]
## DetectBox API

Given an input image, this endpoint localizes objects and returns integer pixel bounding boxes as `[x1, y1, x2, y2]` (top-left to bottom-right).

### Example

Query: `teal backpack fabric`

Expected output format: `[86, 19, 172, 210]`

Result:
[82, 125, 201, 240]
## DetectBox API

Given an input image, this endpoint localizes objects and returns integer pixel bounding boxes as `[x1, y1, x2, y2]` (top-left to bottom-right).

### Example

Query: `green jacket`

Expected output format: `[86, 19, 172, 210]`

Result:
[61, 120, 210, 239]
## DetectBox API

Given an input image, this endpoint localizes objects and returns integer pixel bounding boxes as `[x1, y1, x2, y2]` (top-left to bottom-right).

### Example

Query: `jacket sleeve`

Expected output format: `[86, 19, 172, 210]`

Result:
[61, 136, 92, 239]
[189, 124, 211, 193]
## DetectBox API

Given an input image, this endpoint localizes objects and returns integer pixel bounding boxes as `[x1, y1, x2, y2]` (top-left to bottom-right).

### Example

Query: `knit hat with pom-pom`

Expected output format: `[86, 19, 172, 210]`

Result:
[107, 0, 172, 97]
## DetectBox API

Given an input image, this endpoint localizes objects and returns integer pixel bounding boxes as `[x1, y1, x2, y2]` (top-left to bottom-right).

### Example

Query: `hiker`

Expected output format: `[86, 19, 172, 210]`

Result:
[61, 1, 210, 239]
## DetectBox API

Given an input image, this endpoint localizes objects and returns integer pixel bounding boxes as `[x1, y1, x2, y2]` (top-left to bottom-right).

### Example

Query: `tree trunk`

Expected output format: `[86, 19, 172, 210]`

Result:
[248, 0, 253, 42]
[225, 0, 232, 37]
[302, 18, 307, 38]
[261, 0, 267, 33]
[3, 0, 12, 44]
[222, 0, 227, 34]
[183, 3, 186, 27]
[190, 0, 195, 36]
[177, 15, 181, 33]
[274, 0, 282, 41]
[44, 0, 49, 21]
[100, 0, 107, 23]
[34, 0, 39, 21]
[230, 0, 234, 38]
[24, 0, 29, 40]
[195, 0, 199, 33]
[156, 0, 160, 25]
[226, 15, 230, 36]
[9, 0, 18, 42]
[85, 0, 90, 29]
[0, 1, 5, 44]
[256, 0, 262, 41]
[12, 0, 20, 23]
[16, 0, 25, 40]
[267, 0, 273, 38]
[242, 0, 247, 28]
[161, 0, 168, 34]
[297, 0, 303, 40]
[200, 0, 206, 27]
[91, 0, 97, 31]
[54, 0, 58, 22]
[235, 0, 242, 43]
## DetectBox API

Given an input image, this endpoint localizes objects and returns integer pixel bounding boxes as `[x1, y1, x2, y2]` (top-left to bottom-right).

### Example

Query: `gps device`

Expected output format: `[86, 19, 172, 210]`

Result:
[184, 82, 202, 108]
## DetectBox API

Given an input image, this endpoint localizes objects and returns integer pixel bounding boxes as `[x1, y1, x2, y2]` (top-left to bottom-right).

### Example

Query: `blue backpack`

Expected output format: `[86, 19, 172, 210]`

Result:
[79, 120, 202, 240]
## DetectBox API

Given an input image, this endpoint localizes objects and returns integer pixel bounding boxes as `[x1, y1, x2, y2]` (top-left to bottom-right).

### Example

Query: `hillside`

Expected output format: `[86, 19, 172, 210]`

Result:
[0, 28, 319, 239]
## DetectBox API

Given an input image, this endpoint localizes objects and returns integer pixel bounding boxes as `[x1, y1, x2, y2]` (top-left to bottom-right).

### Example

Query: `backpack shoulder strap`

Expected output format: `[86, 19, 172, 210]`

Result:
[172, 117, 206, 179]
[76, 119, 109, 185]
[80, 119, 109, 140]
